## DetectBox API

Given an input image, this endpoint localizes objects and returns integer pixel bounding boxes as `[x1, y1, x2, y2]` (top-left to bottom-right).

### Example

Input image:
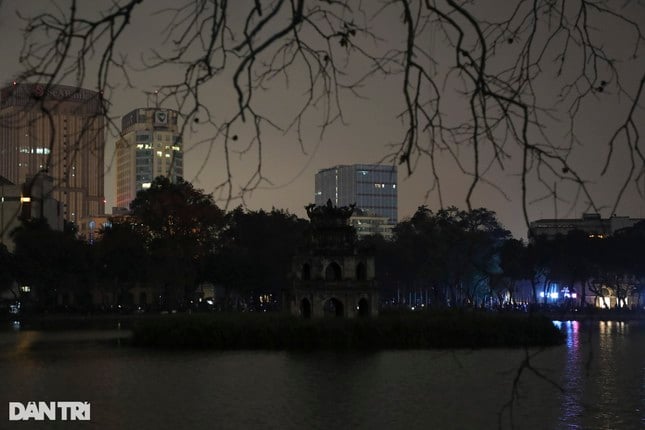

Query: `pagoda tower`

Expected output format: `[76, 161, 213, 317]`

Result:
[285, 200, 379, 318]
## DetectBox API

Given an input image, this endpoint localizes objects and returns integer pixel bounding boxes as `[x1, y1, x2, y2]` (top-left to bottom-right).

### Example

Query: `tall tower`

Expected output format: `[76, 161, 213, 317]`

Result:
[314, 164, 398, 223]
[285, 200, 379, 318]
[115, 108, 183, 209]
[0, 83, 105, 224]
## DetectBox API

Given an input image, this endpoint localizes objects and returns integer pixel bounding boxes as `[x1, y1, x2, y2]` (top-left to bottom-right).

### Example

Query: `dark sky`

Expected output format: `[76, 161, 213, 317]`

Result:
[1, 0, 643, 238]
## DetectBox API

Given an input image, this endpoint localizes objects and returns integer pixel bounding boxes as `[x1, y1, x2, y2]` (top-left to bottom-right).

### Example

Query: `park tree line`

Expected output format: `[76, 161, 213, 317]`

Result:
[1, 177, 644, 312]
[364, 208, 645, 310]
[2, 177, 309, 312]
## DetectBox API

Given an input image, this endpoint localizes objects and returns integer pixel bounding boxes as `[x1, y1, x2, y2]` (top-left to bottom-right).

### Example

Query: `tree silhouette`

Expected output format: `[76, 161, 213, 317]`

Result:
[391, 205, 510, 307]
[93, 221, 149, 307]
[212, 207, 308, 309]
[0, 243, 15, 297]
[128, 176, 225, 308]
[11, 218, 91, 309]
[5, 0, 643, 217]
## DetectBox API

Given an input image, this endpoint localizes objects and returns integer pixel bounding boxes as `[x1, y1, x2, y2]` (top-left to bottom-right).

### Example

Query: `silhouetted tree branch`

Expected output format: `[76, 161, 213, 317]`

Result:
[5, 0, 642, 216]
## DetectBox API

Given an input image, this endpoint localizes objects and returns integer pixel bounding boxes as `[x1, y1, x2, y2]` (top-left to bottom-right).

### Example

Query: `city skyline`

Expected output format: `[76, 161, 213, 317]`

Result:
[0, 1, 643, 239]
[0, 80, 643, 237]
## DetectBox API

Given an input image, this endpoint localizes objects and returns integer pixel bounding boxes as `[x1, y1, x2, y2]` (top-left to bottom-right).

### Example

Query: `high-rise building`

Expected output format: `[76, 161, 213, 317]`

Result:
[115, 108, 183, 209]
[0, 83, 105, 224]
[315, 164, 397, 223]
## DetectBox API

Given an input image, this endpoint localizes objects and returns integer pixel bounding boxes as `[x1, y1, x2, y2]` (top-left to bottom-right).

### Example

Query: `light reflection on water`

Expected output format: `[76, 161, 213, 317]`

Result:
[595, 321, 636, 430]
[552, 320, 645, 430]
[558, 321, 583, 429]
[0, 321, 643, 430]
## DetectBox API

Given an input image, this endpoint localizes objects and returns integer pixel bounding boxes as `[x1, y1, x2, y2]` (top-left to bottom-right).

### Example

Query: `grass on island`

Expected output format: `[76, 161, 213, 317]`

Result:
[131, 310, 565, 350]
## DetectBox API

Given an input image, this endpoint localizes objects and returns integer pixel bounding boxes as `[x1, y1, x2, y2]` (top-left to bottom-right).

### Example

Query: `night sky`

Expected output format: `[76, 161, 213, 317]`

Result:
[0, 1, 643, 238]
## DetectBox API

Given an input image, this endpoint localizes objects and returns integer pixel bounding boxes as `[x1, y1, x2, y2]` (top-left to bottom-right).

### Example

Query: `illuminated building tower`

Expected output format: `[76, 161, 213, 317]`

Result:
[0, 83, 105, 224]
[115, 108, 183, 209]
[315, 164, 398, 224]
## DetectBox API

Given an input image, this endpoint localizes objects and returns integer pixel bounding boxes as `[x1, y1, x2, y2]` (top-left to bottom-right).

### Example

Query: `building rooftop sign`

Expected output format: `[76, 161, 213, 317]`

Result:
[1, 83, 100, 108]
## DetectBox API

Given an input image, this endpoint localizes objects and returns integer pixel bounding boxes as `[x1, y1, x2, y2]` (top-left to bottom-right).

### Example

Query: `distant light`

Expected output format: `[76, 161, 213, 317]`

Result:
[549, 292, 559, 299]
[539, 292, 545, 298]
[571, 293, 577, 299]
[20, 196, 31, 203]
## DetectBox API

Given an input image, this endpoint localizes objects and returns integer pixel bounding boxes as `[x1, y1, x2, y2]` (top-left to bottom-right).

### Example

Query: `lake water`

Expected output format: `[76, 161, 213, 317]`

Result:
[0, 320, 643, 429]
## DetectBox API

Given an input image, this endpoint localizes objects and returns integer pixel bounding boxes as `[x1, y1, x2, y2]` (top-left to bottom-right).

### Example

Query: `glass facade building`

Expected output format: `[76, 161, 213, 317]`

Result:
[315, 164, 397, 223]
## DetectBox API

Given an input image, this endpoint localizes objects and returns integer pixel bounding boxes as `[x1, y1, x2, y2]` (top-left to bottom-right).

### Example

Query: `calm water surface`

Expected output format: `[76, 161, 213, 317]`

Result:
[0, 321, 643, 429]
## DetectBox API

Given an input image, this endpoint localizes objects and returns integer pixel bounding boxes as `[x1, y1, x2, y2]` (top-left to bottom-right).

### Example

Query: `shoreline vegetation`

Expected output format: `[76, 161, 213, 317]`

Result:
[6, 309, 645, 350]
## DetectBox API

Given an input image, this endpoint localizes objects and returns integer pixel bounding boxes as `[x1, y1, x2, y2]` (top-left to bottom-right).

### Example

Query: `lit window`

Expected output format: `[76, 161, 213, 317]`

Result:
[20, 286, 30, 293]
